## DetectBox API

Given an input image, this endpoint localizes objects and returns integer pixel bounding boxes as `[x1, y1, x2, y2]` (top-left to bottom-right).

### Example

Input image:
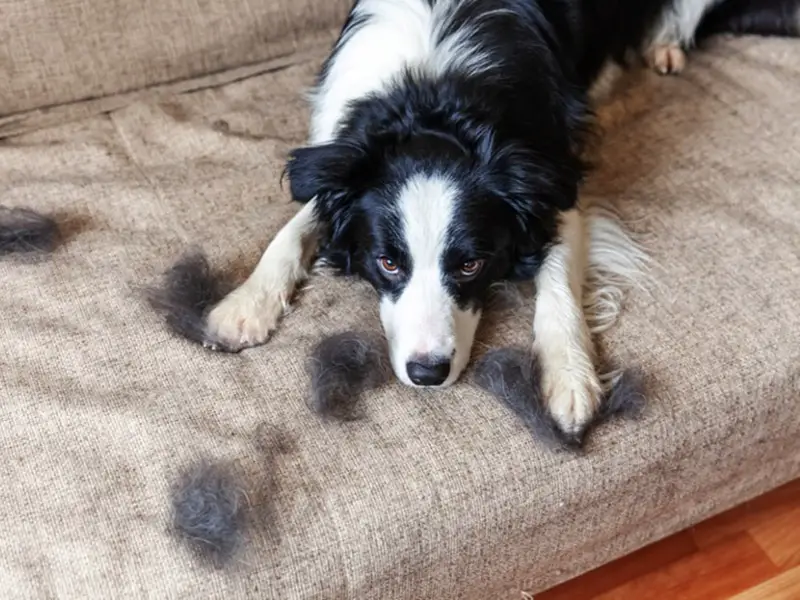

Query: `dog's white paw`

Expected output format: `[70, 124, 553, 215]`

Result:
[646, 43, 687, 75]
[205, 284, 288, 351]
[541, 355, 602, 438]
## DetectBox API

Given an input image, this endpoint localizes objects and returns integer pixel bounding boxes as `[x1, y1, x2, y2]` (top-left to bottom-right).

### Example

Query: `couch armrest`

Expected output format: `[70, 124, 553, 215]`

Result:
[0, 0, 350, 116]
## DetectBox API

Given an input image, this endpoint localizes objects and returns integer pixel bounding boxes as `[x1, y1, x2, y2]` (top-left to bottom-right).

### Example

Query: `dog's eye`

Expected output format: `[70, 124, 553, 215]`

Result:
[378, 256, 400, 275]
[457, 259, 484, 280]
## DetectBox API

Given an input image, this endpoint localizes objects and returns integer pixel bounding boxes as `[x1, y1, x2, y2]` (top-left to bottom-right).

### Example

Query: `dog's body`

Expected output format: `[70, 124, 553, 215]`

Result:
[206, 0, 799, 437]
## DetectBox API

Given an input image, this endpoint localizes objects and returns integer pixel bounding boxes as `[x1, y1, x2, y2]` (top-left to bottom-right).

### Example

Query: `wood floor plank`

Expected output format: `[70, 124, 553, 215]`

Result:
[729, 565, 800, 600]
[539, 480, 800, 600]
[593, 533, 779, 600]
[749, 506, 800, 569]
[537, 532, 698, 600]
[691, 480, 800, 549]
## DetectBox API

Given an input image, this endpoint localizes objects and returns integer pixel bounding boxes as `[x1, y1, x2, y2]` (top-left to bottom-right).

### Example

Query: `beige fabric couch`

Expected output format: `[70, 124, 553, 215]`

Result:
[2, 1, 799, 598]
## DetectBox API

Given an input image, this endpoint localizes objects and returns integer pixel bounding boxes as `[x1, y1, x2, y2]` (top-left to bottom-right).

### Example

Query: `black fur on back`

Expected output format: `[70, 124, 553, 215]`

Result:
[697, 0, 800, 39]
[170, 461, 247, 567]
[145, 251, 234, 351]
[473, 347, 646, 450]
[0, 206, 60, 255]
[306, 331, 392, 420]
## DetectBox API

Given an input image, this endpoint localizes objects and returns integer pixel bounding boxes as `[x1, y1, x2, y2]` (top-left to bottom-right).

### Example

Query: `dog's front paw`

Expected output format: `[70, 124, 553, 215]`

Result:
[645, 43, 686, 75]
[541, 356, 602, 441]
[205, 284, 288, 351]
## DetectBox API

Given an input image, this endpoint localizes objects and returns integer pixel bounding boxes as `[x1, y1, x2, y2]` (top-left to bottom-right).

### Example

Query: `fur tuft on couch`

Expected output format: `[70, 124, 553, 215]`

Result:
[1, 1, 798, 598]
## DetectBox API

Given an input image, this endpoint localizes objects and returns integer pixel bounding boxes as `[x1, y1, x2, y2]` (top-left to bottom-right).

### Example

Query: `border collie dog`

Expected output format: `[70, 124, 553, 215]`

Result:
[207, 0, 799, 436]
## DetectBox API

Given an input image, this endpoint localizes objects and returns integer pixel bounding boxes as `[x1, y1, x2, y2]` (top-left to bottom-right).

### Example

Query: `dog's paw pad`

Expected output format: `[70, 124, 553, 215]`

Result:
[205, 288, 285, 351]
[544, 368, 602, 439]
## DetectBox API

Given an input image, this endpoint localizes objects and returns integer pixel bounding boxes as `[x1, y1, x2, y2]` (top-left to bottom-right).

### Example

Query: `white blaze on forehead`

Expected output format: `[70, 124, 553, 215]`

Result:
[381, 173, 480, 387]
[399, 173, 457, 271]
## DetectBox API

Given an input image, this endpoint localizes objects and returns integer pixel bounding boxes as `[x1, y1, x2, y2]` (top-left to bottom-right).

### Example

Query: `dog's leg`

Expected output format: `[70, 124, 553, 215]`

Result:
[533, 208, 601, 437]
[206, 201, 319, 350]
[645, 0, 721, 74]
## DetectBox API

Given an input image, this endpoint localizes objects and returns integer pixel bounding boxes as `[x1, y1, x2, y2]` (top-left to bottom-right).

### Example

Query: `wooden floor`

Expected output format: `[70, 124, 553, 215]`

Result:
[538, 478, 800, 600]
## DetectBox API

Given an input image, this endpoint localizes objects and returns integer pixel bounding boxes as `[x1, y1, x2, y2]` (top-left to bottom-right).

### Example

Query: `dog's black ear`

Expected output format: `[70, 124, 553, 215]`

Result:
[478, 143, 581, 281]
[286, 142, 368, 203]
[286, 142, 372, 275]
[486, 144, 581, 216]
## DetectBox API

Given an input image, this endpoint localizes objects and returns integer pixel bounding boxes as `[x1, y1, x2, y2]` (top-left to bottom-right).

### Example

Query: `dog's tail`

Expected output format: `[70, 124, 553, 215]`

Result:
[582, 204, 651, 338]
[696, 0, 800, 39]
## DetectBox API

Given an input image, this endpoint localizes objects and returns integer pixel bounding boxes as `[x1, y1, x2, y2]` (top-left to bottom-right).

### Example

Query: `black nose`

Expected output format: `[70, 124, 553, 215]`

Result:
[406, 358, 451, 386]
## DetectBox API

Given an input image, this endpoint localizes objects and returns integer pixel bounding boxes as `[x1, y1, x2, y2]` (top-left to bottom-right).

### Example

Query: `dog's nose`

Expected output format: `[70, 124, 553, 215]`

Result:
[406, 357, 451, 386]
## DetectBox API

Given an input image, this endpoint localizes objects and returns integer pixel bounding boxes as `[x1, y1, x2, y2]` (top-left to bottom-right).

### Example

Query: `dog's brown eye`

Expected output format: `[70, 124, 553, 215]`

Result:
[378, 256, 399, 274]
[458, 259, 484, 279]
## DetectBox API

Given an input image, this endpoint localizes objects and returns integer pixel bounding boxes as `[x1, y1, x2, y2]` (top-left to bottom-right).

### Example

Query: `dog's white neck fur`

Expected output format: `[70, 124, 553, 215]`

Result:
[380, 173, 480, 387]
[310, 0, 487, 145]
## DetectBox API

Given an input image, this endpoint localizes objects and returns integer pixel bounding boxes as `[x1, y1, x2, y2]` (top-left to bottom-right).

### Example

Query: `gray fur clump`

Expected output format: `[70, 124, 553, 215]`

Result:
[306, 331, 392, 420]
[473, 347, 646, 450]
[599, 367, 647, 421]
[473, 347, 575, 448]
[0, 206, 60, 255]
[171, 461, 246, 566]
[146, 252, 233, 351]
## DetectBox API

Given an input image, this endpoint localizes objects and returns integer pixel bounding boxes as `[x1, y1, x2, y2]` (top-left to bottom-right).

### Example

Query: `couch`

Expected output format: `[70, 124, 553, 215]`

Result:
[2, 1, 799, 598]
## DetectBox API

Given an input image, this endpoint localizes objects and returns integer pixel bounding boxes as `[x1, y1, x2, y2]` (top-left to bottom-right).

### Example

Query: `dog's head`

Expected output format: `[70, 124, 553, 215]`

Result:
[286, 87, 583, 387]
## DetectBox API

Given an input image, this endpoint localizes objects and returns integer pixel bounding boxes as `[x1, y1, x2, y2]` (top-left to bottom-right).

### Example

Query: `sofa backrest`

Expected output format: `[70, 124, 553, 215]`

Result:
[0, 0, 351, 117]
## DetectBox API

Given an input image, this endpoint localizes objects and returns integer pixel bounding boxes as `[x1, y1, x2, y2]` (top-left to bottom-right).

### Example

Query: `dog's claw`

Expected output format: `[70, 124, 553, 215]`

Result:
[646, 43, 687, 75]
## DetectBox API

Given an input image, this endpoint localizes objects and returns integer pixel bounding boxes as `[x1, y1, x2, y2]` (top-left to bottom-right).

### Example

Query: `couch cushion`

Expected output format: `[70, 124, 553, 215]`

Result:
[0, 37, 798, 599]
[0, 0, 350, 116]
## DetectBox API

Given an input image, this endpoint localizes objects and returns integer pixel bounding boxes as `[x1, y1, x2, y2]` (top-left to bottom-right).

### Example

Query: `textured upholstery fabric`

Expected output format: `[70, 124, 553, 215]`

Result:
[0, 0, 351, 115]
[1, 16, 799, 600]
